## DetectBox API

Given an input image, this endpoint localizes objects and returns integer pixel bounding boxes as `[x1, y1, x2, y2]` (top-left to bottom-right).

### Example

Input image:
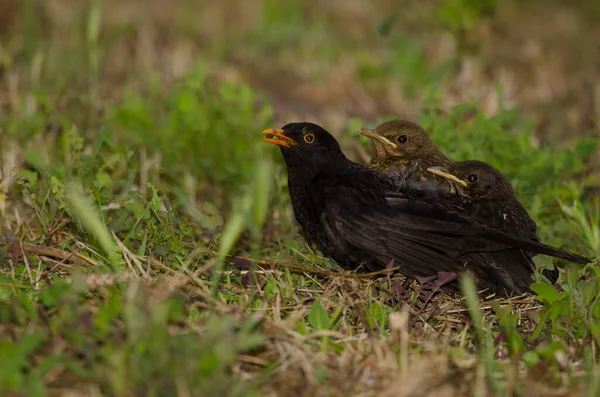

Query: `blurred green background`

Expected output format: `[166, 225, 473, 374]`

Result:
[2, 0, 599, 249]
[2, 0, 599, 229]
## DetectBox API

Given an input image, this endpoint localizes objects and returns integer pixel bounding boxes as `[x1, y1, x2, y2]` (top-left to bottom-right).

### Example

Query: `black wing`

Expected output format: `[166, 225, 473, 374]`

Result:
[388, 178, 591, 264]
[317, 181, 525, 294]
[318, 178, 586, 296]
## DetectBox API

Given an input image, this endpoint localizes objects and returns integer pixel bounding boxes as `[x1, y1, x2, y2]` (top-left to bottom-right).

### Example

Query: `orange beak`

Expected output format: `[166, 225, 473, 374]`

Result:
[261, 128, 298, 148]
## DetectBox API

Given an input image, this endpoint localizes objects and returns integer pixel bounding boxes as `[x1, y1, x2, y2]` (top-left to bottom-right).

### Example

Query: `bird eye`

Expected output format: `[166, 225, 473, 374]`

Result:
[397, 135, 407, 144]
[304, 133, 315, 144]
[467, 174, 478, 183]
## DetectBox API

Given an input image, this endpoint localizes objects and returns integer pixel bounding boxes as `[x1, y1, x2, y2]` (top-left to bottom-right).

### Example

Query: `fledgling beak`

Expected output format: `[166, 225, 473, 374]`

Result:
[426, 166, 468, 187]
[359, 128, 398, 150]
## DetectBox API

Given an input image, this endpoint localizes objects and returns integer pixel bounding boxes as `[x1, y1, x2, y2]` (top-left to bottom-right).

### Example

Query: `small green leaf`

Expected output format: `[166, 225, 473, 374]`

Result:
[295, 321, 309, 335]
[308, 299, 330, 331]
[531, 283, 562, 305]
[65, 181, 120, 267]
[18, 169, 39, 188]
[40, 283, 71, 307]
[522, 351, 540, 367]
[24, 148, 45, 173]
[212, 206, 246, 296]
[314, 363, 328, 383]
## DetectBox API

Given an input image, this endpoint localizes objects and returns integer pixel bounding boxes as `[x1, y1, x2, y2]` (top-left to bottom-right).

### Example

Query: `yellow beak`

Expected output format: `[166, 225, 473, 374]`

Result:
[359, 128, 398, 149]
[426, 167, 468, 187]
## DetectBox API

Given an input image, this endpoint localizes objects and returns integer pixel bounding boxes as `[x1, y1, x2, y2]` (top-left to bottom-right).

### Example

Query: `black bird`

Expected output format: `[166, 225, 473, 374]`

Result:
[262, 122, 590, 296]
[427, 160, 571, 283]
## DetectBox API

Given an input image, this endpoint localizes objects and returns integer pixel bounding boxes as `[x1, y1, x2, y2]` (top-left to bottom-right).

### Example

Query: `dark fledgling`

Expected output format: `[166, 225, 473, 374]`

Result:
[427, 161, 538, 239]
[428, 160, 566, 283]
[262, 122, 590, 297]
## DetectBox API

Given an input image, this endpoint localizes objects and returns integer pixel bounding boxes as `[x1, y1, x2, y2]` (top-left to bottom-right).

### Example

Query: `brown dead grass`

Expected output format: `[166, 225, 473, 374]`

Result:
[2, 230, 576, 396]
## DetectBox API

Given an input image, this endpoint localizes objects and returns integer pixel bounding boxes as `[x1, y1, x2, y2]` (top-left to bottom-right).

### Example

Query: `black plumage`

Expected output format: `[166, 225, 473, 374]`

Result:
[263, 122, 590, 297]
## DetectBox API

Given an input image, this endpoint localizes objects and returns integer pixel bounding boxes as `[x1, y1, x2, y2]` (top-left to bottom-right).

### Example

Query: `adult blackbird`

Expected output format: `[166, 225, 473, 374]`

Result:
[262, 122, 589, 296]
[427, 161, 568, 282]
[359, 119, 450, 181]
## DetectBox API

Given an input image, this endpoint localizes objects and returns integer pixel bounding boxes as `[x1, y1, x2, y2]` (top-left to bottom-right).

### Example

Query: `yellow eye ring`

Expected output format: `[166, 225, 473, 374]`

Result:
[303, 133, 315, 144]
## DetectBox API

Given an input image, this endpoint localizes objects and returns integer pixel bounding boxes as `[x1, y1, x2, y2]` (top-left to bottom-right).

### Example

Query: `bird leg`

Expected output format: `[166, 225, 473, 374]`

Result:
[385, 258, 413, 303]
[410, 271, 458, 329]
[392, 278, 413, 303]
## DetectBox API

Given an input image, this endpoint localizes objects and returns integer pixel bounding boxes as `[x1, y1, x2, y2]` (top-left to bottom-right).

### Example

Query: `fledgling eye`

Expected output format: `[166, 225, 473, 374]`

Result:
[467, 174, 478, 183]
[397, 135, 407, 144]
[304, 133, 315, 144]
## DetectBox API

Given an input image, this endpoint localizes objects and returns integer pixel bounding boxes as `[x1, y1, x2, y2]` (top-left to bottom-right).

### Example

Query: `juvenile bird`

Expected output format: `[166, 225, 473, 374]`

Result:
[262, 122, 589, 296]
[359, 119, 450, 181]
[360, 120, 566, 287]
[427, 161, 538, 239]
[427, 160, 565, 282]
